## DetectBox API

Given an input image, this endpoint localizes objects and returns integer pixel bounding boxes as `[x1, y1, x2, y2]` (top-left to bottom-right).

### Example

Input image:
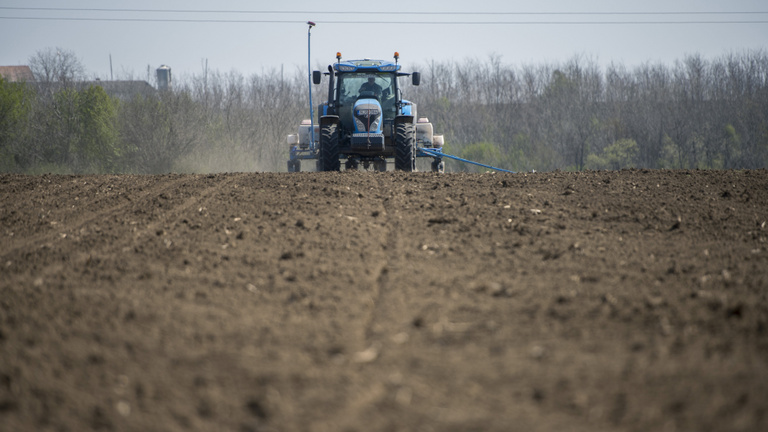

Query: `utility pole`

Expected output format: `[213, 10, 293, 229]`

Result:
[307, 21, 316, 150]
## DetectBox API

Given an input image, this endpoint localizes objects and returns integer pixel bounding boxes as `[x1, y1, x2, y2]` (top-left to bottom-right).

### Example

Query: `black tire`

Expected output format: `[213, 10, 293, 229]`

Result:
[345, 158, 359, 171]
[287, 159, 300, 172]
[373, 159, 387, 172]
[319, 122, 340, 172]
[394, 121, 415, 172]
[431, 159, 444, 173]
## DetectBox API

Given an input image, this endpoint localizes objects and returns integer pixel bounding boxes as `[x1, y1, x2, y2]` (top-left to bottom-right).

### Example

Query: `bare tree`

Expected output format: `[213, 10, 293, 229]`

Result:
[28, 47, 86, 84]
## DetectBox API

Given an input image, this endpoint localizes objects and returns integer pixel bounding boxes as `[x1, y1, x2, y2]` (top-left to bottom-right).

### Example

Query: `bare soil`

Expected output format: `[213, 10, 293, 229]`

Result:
[1, 169, 767, 432]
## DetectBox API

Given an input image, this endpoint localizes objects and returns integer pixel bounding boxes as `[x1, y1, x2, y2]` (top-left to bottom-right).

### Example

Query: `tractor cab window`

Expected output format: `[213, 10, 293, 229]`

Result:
[338, 73, 394, 102]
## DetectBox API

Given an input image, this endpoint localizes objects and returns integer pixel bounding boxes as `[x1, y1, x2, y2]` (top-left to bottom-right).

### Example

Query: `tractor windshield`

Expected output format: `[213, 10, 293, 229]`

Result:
[338, 73, 394, 102]
[337, 72, 396, 122]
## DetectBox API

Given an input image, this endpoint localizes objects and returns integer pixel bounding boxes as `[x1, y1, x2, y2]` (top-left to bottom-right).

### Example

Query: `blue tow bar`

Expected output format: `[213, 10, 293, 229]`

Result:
[419, 148, 516, 173]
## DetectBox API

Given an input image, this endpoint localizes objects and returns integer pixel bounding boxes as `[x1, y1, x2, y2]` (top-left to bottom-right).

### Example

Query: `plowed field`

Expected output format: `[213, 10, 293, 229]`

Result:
[1, 169, 767, 432]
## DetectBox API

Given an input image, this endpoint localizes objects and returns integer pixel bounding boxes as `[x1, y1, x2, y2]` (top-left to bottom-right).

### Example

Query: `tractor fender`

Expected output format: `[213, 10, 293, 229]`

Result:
[320, 115, 340, 128]
[394, 115, 415, 125]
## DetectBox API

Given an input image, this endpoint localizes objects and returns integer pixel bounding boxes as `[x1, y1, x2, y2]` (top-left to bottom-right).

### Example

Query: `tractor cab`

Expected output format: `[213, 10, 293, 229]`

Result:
[321, 57, 411, 141]
[336, 72, 396, 139]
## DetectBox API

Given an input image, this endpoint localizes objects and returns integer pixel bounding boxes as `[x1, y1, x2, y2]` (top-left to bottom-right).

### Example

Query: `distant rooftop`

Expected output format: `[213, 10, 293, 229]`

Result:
[1, 66, 158, 99]
[0, 65, 35, 82]
[89, 80, 156, 99]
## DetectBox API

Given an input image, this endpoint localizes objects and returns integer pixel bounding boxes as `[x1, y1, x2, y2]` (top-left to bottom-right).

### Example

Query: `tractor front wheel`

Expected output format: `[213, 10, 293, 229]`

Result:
[319, 122, 340, 171]
[394, 121, 415, 172]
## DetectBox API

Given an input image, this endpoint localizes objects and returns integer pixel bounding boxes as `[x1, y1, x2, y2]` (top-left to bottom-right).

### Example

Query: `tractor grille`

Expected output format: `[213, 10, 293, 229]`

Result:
[351, 133, 385, 149]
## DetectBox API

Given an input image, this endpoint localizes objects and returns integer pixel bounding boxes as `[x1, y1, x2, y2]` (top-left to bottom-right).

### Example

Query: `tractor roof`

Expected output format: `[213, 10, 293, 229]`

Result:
[334, 59, 401, 73]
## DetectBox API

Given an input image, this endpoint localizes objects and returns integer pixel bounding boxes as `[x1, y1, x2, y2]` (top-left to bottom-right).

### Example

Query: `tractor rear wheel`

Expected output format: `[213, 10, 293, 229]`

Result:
[319, 122, 340, 171]
[394, 121, 415, 172]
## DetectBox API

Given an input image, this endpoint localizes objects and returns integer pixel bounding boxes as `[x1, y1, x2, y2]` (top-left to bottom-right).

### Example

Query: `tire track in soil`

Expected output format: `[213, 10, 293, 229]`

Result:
[1, 174, 244, 299]
[360, 172, 451, 344]
[118, 173, 243, 248]
[359, 176, 397, 345]
[361, 174, 412, 345]
[335, 173, 434, 429]
[321, 172, 400, 358]
[0, 174, 196, 262]
[0, 173, 252, 432]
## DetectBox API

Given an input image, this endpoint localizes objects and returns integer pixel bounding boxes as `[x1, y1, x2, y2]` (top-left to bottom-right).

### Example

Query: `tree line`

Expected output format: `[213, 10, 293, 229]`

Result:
[410, 51, 768, 172]
[1, 48, 305, 174]
[1, 48, 766, 173]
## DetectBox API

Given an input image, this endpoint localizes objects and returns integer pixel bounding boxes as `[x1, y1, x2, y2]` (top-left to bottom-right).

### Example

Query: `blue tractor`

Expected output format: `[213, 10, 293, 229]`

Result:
[287, 52, 444, 172]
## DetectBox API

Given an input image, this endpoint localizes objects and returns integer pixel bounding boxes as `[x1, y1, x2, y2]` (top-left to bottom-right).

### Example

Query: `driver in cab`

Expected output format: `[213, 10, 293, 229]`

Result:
[358, 76, 382, 98]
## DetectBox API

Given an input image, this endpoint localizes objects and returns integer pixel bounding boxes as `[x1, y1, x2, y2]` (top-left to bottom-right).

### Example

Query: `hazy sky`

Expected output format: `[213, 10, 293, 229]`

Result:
[1, 0, 766, 81]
